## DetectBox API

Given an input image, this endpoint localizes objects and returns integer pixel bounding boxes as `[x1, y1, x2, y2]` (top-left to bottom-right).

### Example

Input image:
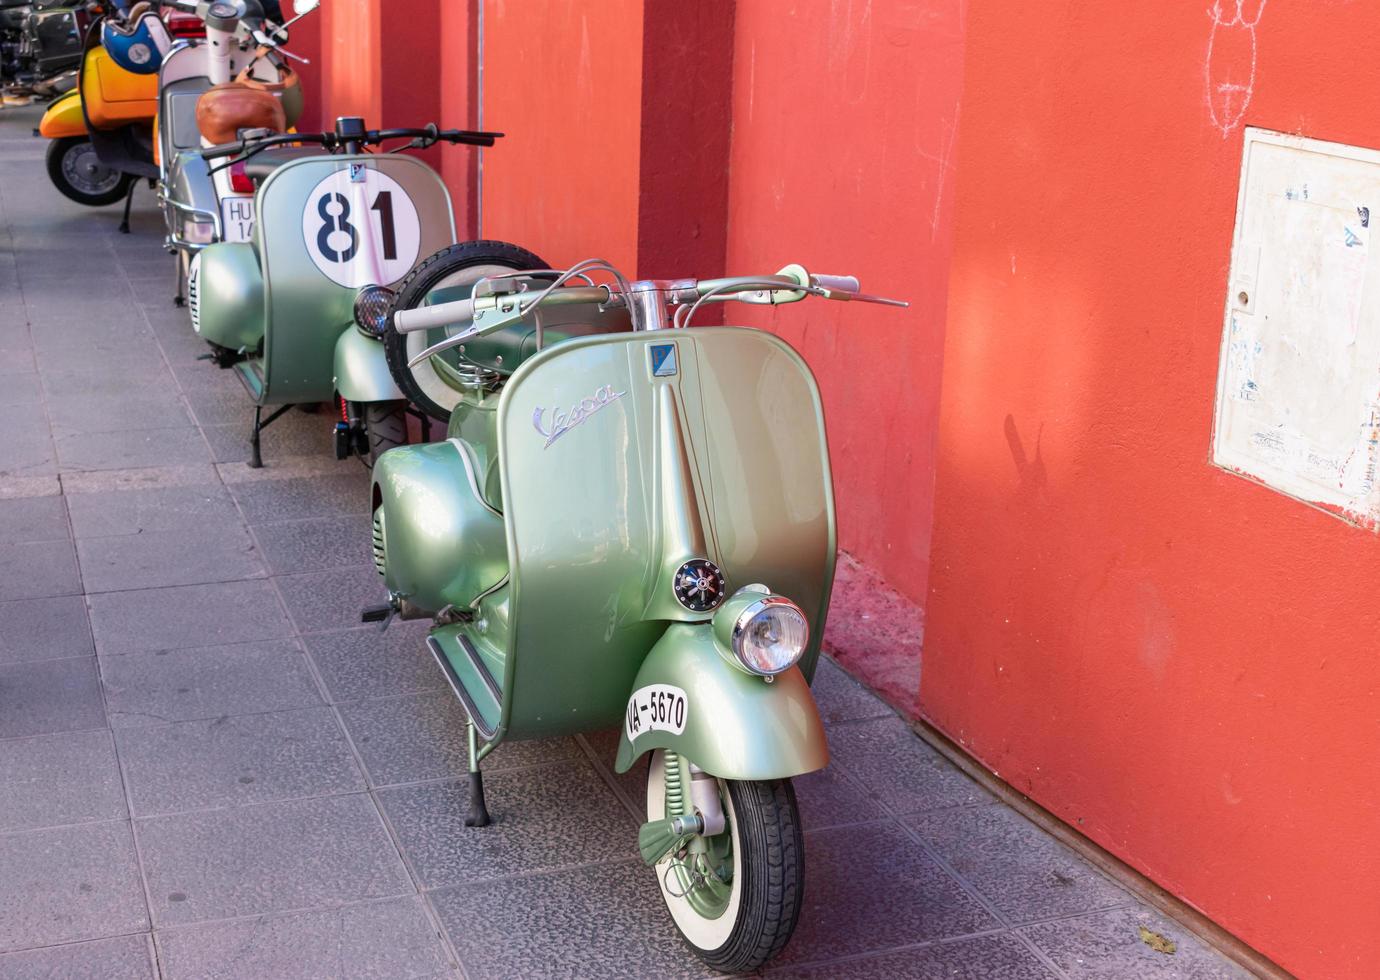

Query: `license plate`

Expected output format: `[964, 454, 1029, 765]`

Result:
[220, 196, 255, 243]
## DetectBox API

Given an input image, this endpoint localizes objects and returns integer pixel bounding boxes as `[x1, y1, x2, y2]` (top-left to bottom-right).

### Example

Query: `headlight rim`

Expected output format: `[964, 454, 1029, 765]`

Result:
[353, 283, 397, 338]
[730, 594, 810, 676]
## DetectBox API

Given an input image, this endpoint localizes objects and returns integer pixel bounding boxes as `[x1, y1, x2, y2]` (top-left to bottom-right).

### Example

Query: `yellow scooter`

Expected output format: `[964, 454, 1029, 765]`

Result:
[36, 4, 184, 217]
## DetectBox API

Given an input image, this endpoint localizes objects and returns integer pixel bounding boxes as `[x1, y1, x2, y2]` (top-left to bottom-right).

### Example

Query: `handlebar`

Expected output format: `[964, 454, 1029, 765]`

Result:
[200, 125, 505, 164]
[396, 265, 908, 367]
[811, 273, 860, 293]
[394, 286, 611, 335]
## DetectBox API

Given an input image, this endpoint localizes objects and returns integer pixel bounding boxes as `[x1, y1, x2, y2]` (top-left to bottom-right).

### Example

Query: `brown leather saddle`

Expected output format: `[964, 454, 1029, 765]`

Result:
[194, 62, 301, 145]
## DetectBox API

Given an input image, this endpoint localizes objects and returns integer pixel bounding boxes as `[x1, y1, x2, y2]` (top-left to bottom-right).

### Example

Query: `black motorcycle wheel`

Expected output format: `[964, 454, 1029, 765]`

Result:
[646, 750, 805, 973]
[383, 240, 548, 423]
[363, 400, 409, 467]
[45, 136, 132, 206]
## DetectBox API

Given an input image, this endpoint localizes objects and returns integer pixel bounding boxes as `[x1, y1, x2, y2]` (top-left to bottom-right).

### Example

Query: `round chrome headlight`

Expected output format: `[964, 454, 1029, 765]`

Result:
[731, 596, 809, 675]
[353, 284, 397, 338]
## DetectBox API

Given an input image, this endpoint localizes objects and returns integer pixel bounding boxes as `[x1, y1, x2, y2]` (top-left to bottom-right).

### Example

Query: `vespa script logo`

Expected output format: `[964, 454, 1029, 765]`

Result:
[532, 384, 627, 449]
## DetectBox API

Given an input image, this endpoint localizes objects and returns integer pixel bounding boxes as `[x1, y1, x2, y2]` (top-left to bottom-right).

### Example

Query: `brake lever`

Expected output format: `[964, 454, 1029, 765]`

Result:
[826, 290, 909, 307]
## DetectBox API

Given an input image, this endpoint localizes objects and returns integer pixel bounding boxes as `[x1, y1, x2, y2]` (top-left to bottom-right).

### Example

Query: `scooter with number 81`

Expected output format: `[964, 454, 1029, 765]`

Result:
[368, 258, 906, 972]
[187, 115, 545, 467]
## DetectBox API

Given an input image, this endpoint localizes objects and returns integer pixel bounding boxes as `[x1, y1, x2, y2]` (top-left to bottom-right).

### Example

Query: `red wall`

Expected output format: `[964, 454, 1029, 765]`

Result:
[477, 0, 644, 273]
[437, 1, 478, 237]
[318, 0, 379, 123]
[724, 0, 964, 608]
[926, 2, 1380, 976]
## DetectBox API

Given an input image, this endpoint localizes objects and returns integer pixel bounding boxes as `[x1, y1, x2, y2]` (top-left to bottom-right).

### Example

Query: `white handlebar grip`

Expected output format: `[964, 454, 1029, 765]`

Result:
[810, 274, 860, 293]
[393, 298, 476, 334]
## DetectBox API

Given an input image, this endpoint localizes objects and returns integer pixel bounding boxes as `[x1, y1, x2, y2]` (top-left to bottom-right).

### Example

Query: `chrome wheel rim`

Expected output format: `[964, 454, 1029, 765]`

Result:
[61, 142, 121, 196]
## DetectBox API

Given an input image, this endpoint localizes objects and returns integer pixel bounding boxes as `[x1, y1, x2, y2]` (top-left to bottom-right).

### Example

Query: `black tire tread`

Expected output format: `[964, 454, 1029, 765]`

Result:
[364, 400, 408, 466]
[45, 137, 133, 207]
[383, 240, 547, 423]
[687, 777, 805, 973]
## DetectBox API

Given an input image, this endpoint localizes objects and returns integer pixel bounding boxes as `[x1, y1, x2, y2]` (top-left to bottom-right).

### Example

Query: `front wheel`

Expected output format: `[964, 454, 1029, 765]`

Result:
[362, 400, 409, 467]
[646, 750, 804, 973]
[383, 239, 548, 423]
[45, 136, 133, 207]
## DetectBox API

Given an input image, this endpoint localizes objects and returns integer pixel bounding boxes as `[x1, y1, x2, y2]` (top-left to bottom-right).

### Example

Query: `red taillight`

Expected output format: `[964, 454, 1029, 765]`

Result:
[166, 12, 205, 38]
[228, 161, 254, 195]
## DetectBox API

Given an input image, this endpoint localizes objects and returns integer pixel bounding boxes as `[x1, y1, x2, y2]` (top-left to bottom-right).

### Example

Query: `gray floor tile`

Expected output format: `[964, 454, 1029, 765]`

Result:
[34, 343, 166, 378]
[579, 727, 648, 811]
[0, 538, 79, 600]
[909, 804, 1129, 925]
[0, 494, 67, 543]
[0, 729, 126, 832]
[184, 388, 308, 428]
[88, 580, 294, 656]
[0, 821, 149, 951]
[203, 416, 337, 465]
[252, 515, 374, 574]
[794, 760, 887, 831]
[379, 760, 637, 887]
[60, 463, 219, 497]
[155, 896, 451, 980]
[228, 473, 371, 523]
[116, 705, 364, 817]
[76, 525, 266, 593]
[54, 426, 210, 472]
[48, 392, 193, 437]
[0, 658, 105, 739]
[100, 639, 321, 728]
[65, 482, 240, 538]
[0, 347, 35, 377]
[0, 429, 56, 479]
[277, 564, 393, 633]
[1020, 907, 1252, 979]
[38, 365, 170, 400]
[829, 716, 991, 814]
[0, 595, 93, 665]
[136, 793, 413, 927]
[432, 862, 708, 980]
[773, 933, 1059, 979]
[0, 372, 42, 406]
[303, 623, 444, 703]
[813, 656, 895, 724]
[776, 822, 998, 965]
[0, 934, 156, 980]
[338, 690, 581, 786]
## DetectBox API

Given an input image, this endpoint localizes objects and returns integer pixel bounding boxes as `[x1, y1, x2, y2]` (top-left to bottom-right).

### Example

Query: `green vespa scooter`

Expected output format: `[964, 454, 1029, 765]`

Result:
[188, 117, 544, 466]
[369, 259, 906, 972]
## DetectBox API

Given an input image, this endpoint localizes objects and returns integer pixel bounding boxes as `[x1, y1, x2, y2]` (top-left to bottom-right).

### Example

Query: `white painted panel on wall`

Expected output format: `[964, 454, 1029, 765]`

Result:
[1213, 128, 1380, 529]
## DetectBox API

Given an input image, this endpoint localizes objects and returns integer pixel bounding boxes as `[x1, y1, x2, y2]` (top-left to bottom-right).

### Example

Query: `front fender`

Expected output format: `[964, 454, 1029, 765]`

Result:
[39, 92, 86, 139]
[334, 328, 405, 402]
[615, 623, 829, 780]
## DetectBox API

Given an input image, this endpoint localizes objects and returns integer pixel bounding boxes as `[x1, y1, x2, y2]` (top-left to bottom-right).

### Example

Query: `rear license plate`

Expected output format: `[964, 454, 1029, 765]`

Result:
[220, 196, 255, 243]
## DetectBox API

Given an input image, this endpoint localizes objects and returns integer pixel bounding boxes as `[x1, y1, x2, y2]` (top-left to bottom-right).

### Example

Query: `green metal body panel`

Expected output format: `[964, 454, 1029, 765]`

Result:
[612, 623, 829, 779]
[374, 326, 835, 773]
[198, 153, 455, 406]
[496, 327, 835, 742]
[333, 328, 404, 403]
[191, 243, 264, 351]
[372, 439, 507, 613]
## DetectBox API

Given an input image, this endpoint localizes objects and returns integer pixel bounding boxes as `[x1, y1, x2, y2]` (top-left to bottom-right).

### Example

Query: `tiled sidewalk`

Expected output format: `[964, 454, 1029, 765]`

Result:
[0, 104, 1252, 979]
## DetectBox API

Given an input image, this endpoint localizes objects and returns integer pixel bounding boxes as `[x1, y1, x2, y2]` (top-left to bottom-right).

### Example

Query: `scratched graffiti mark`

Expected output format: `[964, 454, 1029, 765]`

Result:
[1205, 0, 1267, 138]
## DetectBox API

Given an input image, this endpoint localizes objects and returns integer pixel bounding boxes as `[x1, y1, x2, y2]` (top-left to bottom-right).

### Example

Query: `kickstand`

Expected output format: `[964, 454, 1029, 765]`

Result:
[118, 179, 135, 234]
[249, 403, 293, 469]
[465, 720, 491, 827]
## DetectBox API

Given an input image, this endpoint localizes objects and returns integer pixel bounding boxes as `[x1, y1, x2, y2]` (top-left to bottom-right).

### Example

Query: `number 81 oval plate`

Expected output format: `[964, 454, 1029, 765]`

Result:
[624, 684, 689, 742]
[300, 166, 421, 288]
